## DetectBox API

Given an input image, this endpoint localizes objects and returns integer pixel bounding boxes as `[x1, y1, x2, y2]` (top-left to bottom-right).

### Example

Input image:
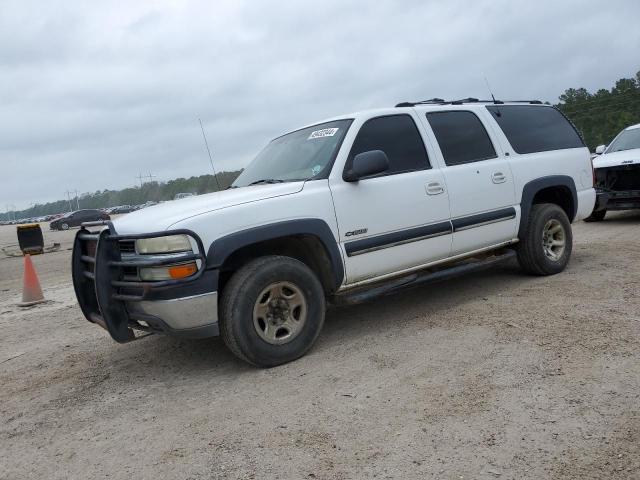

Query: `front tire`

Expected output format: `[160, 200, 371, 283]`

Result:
[584, 209, 606, 222]
[219, 256, 326, 367]
[517, 203, 572, 276]
[61, 223, 70, 230]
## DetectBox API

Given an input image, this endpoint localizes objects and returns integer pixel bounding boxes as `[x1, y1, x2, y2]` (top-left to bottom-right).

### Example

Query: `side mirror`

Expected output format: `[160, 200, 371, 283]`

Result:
[343, 150, 389, 182]
[595, 145, 606, 155]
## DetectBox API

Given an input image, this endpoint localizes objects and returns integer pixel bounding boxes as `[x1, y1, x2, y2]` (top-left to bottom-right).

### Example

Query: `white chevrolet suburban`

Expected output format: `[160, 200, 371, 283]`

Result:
[586, 123, 640, 221]
[72, 99, 596, 367]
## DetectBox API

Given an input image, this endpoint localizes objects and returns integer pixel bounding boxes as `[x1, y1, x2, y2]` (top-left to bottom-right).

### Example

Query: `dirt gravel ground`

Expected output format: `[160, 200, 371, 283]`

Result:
[1, 214, 639, 480]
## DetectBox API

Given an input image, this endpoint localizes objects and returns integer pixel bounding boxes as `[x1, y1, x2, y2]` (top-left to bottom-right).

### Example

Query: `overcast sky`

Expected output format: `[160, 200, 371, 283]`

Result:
[2, 0, 639, 210]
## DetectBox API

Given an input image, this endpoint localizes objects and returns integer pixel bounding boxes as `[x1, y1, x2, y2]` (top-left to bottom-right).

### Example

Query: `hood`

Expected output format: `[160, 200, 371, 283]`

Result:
[113, 182, 304, 234]
[593, 148, 640, 169]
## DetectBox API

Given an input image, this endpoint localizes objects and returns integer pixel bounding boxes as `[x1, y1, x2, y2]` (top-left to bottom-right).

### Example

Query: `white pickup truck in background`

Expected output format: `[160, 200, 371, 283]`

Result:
[72, 99, 596, 367]
[587, 123, 640, 221]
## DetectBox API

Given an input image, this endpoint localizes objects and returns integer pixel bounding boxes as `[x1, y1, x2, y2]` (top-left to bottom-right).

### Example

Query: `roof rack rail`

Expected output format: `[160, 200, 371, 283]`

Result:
[395, 99, 543, 107]
[395, 98, 444, 107]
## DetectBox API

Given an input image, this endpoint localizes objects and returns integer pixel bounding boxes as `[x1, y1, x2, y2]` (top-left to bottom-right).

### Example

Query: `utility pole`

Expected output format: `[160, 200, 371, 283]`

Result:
[73, 189, 80, 210]
[65, 191, 73, 211]
[147, 172, 156, 184]
[136, 173, 145, 187]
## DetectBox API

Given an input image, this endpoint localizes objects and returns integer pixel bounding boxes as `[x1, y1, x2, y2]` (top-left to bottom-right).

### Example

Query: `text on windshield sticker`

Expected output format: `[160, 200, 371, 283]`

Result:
[308, 128, 339, 139]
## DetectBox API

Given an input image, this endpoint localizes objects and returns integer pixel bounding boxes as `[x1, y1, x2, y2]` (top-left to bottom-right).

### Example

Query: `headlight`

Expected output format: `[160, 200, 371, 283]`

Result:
[136, 235, 192, 254]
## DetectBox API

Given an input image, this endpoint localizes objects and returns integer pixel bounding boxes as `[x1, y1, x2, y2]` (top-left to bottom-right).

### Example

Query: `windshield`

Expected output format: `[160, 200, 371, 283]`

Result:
[232, 119, 352, 187]
[607, 127, 640, 153]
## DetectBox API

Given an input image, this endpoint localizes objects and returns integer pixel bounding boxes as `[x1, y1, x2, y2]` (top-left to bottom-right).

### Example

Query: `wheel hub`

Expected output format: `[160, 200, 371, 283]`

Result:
[266, 298, 290, 325]
[253, 281, 307, 345]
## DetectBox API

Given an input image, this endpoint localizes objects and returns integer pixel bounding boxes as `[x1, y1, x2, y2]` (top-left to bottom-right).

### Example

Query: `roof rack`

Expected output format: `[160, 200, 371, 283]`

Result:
[395, 98, 543, 107]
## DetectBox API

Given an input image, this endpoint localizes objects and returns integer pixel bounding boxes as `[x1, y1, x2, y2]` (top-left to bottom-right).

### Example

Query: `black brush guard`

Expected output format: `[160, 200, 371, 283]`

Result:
[71, 221, 206, 342]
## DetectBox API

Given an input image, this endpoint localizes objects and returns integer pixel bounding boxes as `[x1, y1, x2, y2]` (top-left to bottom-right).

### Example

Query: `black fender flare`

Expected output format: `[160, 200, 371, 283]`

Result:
[519, 175, 577, 237]
[206, 219, 345, 290]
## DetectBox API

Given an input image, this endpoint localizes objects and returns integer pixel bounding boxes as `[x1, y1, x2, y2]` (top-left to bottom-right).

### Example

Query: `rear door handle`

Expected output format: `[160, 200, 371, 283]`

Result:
[492, 172, 507, 184]
[426, 182, 445, 195]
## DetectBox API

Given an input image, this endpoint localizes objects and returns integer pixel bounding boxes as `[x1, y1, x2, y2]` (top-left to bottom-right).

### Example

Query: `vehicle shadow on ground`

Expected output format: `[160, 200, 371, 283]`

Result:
[101, 260, 531, 378]
[598, 210, 640, 223]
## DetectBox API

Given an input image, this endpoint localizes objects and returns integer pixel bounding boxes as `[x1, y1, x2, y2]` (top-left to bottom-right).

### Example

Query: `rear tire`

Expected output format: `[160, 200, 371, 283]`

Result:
[219, 255, 326, 367]
[517, 203, 572, 276]
[584, 209, 606, 222]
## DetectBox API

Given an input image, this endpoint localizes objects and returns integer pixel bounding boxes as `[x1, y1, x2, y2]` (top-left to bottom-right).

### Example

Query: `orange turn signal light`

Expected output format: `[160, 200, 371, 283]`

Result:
[168, 263, 197, 279]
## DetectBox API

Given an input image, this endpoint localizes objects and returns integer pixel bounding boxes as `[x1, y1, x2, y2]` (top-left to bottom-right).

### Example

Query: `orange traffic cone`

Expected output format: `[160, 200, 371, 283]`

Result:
[18, 254, 46, 307]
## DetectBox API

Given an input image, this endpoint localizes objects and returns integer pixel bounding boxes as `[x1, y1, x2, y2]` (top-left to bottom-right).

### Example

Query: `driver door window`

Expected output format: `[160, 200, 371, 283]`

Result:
[344, 114, 430, 178]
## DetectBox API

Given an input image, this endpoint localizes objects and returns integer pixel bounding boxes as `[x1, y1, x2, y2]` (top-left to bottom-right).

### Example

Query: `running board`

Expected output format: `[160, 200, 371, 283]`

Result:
[330, 249, 517, 306]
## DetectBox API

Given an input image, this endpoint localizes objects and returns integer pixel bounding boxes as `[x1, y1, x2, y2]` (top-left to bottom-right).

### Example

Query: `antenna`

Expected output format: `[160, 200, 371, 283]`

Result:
[199, 118, 222, 191]
[484, 76, 497, 103]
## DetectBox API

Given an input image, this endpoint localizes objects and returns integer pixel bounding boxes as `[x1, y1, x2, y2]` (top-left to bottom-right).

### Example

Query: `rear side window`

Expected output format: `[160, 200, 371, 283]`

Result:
[426, 111, 497, 166]
[486, 105, 584, 154]
[347, 114, 430, 176]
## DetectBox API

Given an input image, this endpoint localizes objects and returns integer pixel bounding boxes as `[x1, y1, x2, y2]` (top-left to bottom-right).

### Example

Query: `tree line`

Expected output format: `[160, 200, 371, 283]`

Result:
[556, 70, 640, 151]
[2, 171, 241, 220]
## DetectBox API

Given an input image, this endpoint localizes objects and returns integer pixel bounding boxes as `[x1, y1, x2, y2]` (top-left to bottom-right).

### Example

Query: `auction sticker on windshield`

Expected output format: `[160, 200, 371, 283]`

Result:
[308, 128, 339, 139]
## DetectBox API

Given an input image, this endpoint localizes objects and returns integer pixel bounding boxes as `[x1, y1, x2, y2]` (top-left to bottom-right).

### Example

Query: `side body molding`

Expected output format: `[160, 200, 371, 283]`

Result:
[519, 175, 578, 237]
[206, 219, 345, 290]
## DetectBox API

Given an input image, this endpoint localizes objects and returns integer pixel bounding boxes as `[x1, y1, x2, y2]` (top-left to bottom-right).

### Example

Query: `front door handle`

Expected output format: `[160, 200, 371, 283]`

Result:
[492, 172, 507, 184]
[426, 182, 445, 195]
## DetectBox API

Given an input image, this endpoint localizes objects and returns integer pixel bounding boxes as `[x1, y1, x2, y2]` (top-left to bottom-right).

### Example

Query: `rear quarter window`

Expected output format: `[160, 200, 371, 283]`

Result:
[486, 105, 584, 154]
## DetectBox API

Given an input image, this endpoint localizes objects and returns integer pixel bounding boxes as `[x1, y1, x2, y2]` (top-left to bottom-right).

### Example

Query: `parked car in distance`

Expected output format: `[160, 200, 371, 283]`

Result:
[174, 192, 196, 200]
[110, 205, 136, 215]
[73, 99, 595, 367]
[50, 209, 110, 230]
[587, 123, 640, 221]
[137, 201, 158, 209]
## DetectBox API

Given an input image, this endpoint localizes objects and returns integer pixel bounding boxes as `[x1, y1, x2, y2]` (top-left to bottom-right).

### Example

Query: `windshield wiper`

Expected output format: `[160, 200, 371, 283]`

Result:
[248, 179, 285, 186]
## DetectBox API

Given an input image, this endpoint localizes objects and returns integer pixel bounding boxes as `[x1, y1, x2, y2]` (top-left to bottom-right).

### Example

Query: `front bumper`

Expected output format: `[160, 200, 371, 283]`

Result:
[126, 291, 219, 337]
[598, 189, 640, 210]
[71, 222, 219, 342]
